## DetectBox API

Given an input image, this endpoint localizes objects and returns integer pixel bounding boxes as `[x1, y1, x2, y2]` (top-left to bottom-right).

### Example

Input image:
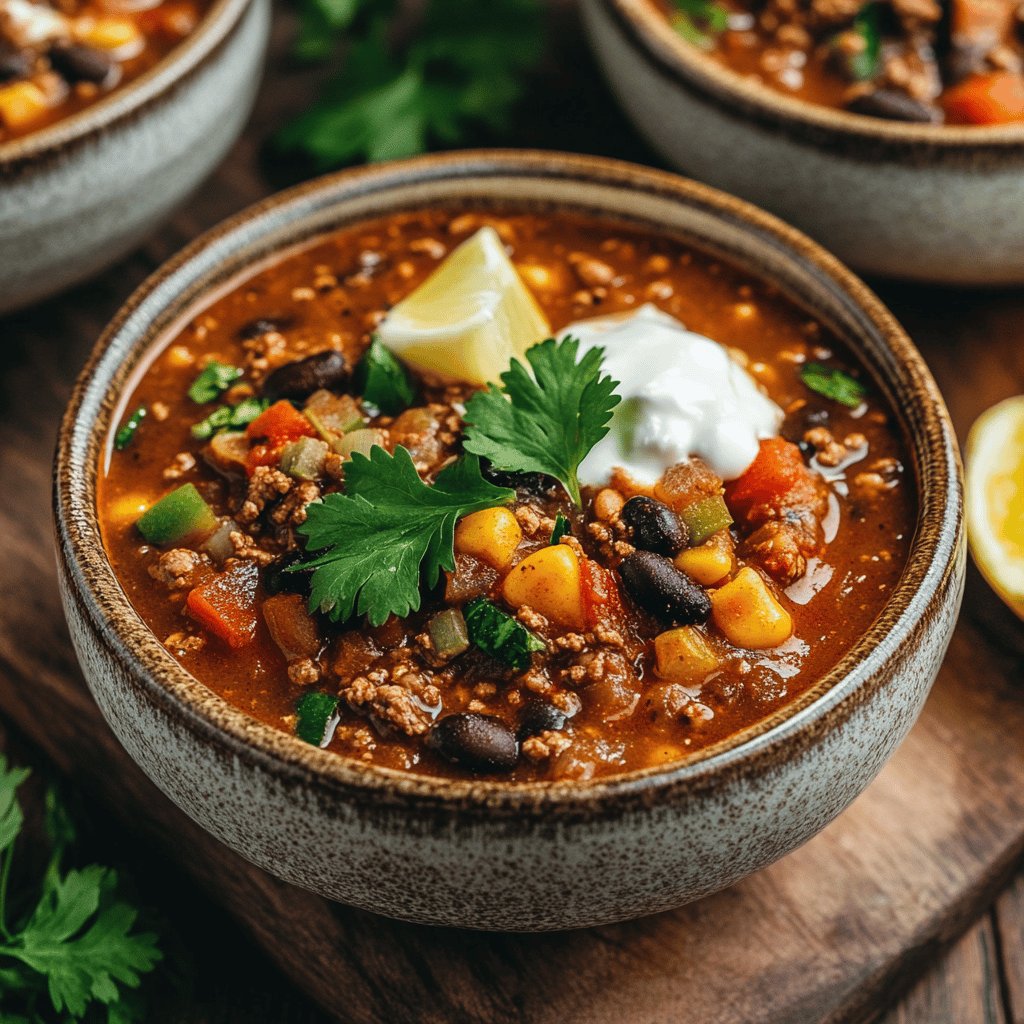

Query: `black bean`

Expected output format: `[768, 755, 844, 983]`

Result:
[479, 459, 560, 498]
[263, 351, 349, 401]
[621, 496, 687, 555]
[516, 700, 568, 741]
[618, 550, 711, 626]
[429, 713, 518, 773]
[846, 89, 941, 124]
[49, 43, 116, 86]
[264, 551, 312, 597]
[238, 317, 286, 340]
[0, 44, 32, 83]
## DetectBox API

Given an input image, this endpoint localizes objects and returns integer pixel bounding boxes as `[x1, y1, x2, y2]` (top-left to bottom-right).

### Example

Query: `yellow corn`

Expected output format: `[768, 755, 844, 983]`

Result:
[710, 567, 793, 649]
[0, 82, 50, 132]
[654, 626, 719, 685]
[674, 530, 734, 586]
[502, 543, 585, 629]
[79, 17, 143, 54]
[107, 494, 151, 527]
[454, 507, 522, 570]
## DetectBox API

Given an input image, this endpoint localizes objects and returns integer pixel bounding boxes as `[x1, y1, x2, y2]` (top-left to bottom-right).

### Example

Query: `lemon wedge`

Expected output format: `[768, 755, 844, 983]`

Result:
[966, 395, 1024, 618]
[376, 226, 550, 385]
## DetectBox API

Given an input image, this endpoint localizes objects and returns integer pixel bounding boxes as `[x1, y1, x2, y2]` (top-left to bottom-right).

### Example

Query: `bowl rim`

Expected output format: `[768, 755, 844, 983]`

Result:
[0, 0, 254, 168]
[55, 148, 963, 815]
[594, 0, 1024, 151]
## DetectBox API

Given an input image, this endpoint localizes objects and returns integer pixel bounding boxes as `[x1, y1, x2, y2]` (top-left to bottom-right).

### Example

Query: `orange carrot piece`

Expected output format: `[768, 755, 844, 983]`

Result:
[724, 437, 810, 521]
[186, 562, 259, 648]
[944, 72, 1024, 125]
[246, 400, 316, 445]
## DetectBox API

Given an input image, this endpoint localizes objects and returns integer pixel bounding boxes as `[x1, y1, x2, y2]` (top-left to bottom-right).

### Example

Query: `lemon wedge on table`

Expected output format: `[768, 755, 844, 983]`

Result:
[966, 395, 1024, 619]
[376, 226, 551, 385]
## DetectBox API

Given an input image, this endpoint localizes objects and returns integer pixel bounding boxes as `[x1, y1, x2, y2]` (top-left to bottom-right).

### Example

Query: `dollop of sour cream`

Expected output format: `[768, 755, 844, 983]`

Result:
[568, 304, 783, 487]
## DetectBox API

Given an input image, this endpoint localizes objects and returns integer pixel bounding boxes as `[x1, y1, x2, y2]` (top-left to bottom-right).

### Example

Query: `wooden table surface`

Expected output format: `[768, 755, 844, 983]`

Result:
[2, 4, 1023, 1022]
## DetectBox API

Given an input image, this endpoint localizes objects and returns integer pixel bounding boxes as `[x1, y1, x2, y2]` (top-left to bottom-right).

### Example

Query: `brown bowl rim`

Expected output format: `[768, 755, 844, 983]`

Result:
[596, 0, 1024, 153]
[0, 0, 254, 169]
[54, 149, 963, 815]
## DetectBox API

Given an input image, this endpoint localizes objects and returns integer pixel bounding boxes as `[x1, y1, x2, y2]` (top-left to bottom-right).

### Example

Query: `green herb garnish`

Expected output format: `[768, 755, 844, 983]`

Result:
[464, 597, 545, 671]
[463, 336, 620, 508]
[355, 336, 416, 415]
[295, 691, 340, 746]
[277, 0, 545, 168]
[114, 406, 146, 451]
[190, 397, 269, 440]
[187, 361, 243, 404]
[800, 363, 867, 409]
[0, 755, 162, 1022]
[671, 0, 729, 47]
[550, 514, 570, 545]
[849, 2, 882, 80]
[296, 447, 514, 626]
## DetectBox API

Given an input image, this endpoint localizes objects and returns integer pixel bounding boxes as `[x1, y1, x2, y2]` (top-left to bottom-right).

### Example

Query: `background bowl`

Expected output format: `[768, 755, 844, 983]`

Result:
[581, 0, 1024, 285]
[0, 0, 270, 315]
[55, 151, 964, 931]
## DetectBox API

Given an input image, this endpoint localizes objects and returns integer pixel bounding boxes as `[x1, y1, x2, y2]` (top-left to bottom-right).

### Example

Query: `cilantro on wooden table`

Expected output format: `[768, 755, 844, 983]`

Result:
[463, 336, 621, 508]
[0, 755, 161, 1023]
[800, 363, 867, 409]
[296, 448, 514, 626]
[277, 0, 545, 168]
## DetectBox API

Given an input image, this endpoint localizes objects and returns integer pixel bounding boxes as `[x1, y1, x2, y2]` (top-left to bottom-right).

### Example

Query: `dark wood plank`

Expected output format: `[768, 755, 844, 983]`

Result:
[995, 872, 1024, 1023]
[1, 3, 1024, 1023]
[879, 916, 1008, 1024]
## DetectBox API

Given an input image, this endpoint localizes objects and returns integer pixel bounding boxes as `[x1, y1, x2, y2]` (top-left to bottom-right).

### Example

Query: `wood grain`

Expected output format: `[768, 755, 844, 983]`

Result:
[1, 5, 1023, 1023]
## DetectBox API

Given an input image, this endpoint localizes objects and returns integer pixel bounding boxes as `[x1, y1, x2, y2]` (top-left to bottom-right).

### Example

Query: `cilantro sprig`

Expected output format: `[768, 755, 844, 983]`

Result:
[0, 756, 161, 1022]
[296, 448, 514, 626]
[463, 336, 621, 508]
[187, 362, 243, 404]
[800, 363, 867, 409]
[278, 0, 545, 168]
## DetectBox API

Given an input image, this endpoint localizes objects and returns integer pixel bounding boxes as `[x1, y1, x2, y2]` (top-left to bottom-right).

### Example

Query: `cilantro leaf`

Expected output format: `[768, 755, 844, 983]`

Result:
[191, 397, 269, 440]
[278, 0, 544, 168]
[296, 448, 514, 626]
[355, 336, 416, 415]
[462, 337, 621, 507]
[187, 362, 243, 404]
[295, 692, 340, 747]
[464, 598, 545, 671]
[800, 363, 867, 409]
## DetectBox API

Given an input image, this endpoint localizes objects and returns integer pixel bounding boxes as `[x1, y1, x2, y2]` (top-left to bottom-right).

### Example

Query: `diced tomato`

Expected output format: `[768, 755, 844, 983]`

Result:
[245, 443, 281, 477]
[246, 401, 316, 446]
[581, 556, 621, 629]
[944, 72, 1024, 125]
[724, 437, 815, 522]
[186, 562, 260, 648]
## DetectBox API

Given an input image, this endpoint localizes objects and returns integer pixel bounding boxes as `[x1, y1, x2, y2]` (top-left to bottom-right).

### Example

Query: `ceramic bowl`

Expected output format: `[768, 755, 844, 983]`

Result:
[55, 150, 964, 931]
[581, 0, 1024, 285]
[0, 0, 270, 315]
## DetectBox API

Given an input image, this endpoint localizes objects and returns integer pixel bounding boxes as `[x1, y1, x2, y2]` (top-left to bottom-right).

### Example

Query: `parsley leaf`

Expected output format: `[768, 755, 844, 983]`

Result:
[462, 337, 621, 508]
[187, 362, 243, 404]
[800, 363, 867, 408]
[277, 0, 545, 168]
[0, 757, 162, 1022]
[296, 448, 514, 625]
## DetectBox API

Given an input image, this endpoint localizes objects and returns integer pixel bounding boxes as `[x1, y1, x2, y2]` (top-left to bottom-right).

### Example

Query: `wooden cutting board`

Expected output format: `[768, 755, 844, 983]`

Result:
[2, 9, 1024, 1024]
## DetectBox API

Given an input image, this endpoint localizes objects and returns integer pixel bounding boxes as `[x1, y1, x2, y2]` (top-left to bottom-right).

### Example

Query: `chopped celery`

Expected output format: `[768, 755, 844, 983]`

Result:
[295, 691, 340, 747]
[428, 608, 470, 659]
[137, 484, 218, 545]
[679, 495, 733, 546]
[464, 597, 545, 671]
[354, 336, 416, 415]
[114, 406, 146, 450]
[280, 436, 329, 480]
[304, 390, 365, 438]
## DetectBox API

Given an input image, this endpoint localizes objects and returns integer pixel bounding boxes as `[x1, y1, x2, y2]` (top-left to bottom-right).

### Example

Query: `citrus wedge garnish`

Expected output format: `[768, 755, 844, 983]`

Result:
[966, 395, 1024, 619]
[376, 226, 551, 386]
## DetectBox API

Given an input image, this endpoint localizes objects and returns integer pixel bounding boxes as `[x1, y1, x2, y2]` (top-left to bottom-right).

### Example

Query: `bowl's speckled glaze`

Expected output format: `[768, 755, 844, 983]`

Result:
[55, 151, 964, 931]
[582, 0, 1024, 285]
[0, 0, 269, 314]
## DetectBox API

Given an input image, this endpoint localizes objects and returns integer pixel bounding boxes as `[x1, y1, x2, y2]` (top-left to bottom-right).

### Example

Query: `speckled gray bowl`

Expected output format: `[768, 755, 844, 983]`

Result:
[55, 151, 964, 931]
[582, 0, 1024, 285]
[0, 0, 269, 315]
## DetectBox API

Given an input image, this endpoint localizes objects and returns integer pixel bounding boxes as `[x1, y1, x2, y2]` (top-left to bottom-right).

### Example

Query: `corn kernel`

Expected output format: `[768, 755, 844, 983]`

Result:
[0, 81, 50, 131]
[710, 567, 793, 649]
[654, 626, 719, 685]
[79, 17, 143, 56]
[108, 494, 150, 526]
[674, 531, 734, 586]
[502, 543, 585, 629]
[454, 507, 522, 570]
